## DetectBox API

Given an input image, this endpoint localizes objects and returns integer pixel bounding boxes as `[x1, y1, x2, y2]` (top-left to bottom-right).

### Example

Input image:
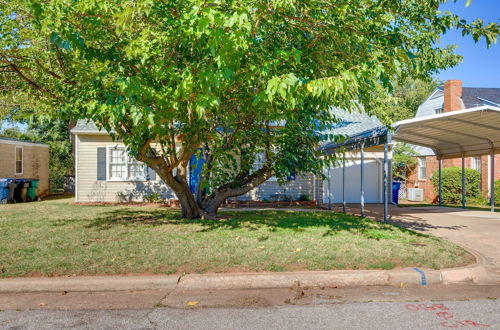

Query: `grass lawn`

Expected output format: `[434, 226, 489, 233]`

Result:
[0, 197, 474, 278]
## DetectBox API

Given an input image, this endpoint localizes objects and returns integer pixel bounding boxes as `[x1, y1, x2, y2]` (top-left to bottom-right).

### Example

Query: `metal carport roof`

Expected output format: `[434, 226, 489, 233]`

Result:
[320, 105, 500, 219]
[393, 106, 500, 160]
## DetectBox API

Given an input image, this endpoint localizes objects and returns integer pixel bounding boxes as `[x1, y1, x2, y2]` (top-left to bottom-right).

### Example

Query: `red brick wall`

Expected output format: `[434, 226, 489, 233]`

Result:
[406, 154, 500, 202]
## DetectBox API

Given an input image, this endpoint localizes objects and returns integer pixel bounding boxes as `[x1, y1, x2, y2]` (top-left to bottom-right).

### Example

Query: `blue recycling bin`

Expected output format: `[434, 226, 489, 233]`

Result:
[0, 178, 15, 203]
[392, 182, 402, 205]
[0, 179, 10, 203]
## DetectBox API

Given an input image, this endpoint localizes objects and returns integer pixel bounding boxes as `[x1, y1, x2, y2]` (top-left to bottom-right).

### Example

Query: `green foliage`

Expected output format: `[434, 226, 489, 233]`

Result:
[430, 167, 481, 204]
[388, 78, 440, 122]
[144, 192, 162, 203]
[392, 143, 419, 181]
[0, 117, 73, 191]
[297, 194, 312, 202]
[468, 194, 489, 207]
[0, 0, 498, 216]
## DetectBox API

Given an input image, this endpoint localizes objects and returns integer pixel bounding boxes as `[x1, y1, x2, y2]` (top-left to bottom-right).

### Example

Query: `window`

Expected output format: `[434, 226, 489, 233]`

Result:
[107, 146, 147, 181]
[434, 105, 444, 115]
[471, 157, 481, 172]
[471, 157, 482, 191]
[418, 157, 426, 180]
[15, 146, 23, 174]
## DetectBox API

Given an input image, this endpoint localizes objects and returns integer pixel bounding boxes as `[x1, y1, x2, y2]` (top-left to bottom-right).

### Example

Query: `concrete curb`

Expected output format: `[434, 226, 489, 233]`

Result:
[0, 275, 179, 293]
[0, 266, 497, 293]
[0, 268, 451, 293]
[177, 270, 392, 290]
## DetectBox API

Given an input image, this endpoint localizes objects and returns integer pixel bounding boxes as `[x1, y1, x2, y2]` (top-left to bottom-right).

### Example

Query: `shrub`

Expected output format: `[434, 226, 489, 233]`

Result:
[144, 192, 162, 203]
[297, 194, 312, 201]
[430, 167, 480, 204]
[468, 194, 489, 206]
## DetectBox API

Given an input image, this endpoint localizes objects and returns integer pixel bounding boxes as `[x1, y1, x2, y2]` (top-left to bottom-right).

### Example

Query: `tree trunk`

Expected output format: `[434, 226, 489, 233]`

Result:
[176, 183, 201, 219]
[202, 194, 226, 216]
[158, 170, 201, 219]
[152, 162, 273, 220]
[200, 167, 275, 217]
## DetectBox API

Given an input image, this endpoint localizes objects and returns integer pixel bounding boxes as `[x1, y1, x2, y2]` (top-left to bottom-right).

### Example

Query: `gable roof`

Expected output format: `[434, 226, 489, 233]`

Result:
[324, 107, 383, 138]
[462, 87, 500, 108]
[71, 119, 110, 135]
[319, 107, 386, 151]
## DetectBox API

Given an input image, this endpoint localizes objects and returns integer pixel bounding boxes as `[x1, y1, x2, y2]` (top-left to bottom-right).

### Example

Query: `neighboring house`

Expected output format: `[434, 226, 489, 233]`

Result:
[406, 80, 500, 202]
[71, 121, 324, 203]
[321, 108, 392, 204]
[0, 137, 50, 196]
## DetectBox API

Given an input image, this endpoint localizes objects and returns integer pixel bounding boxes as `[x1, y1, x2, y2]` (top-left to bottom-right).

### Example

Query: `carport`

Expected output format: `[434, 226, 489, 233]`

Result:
[321, 105, 500, 222]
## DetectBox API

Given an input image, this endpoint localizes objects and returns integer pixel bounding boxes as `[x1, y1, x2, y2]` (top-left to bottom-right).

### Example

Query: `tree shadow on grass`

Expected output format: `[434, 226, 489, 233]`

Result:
[69, 208, 429, 240]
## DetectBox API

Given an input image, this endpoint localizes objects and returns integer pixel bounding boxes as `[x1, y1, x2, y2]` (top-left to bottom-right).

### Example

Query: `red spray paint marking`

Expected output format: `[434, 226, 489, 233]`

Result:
[404, 304, 490, 328]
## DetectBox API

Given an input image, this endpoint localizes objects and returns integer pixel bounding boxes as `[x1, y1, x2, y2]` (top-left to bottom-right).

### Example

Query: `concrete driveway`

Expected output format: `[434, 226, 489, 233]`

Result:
[340, 204, 500, 275]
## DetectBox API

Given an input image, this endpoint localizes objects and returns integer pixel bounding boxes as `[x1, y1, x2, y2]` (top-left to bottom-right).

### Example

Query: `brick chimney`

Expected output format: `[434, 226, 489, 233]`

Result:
[443, 80, 463, 112]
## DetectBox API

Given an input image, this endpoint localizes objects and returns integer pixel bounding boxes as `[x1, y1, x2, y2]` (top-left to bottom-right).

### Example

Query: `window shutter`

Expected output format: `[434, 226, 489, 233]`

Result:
[146, 166, 156, 181]
[97, 147, 107, 180]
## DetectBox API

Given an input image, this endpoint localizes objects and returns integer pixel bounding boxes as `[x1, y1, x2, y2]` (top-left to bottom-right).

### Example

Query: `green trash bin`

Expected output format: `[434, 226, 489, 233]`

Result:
[27, 179, 40, 201]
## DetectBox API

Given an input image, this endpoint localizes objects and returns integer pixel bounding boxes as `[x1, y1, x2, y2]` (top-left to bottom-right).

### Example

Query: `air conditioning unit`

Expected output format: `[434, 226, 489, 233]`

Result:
[407, 188, 424, 202]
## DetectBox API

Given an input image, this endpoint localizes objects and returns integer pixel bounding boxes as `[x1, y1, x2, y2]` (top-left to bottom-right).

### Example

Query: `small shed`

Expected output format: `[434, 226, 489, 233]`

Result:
[0, 137, 50, 196]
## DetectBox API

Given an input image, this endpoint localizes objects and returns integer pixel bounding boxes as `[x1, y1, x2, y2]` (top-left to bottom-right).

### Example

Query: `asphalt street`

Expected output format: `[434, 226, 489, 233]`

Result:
[1, 299, 499, 329]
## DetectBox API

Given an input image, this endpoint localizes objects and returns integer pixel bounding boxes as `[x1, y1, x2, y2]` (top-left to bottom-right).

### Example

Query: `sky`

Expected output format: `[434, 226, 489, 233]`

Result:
[437, 0, 500, 87]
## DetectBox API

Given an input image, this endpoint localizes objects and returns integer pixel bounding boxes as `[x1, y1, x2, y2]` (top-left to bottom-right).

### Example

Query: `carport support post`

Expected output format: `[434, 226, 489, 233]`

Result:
[491, 150, 495, 212]
[383, 140, 389, 223]
[342, 153, 346, 213]
[360, 142, 365, 218]
[462, 154, 466, 209]
[327, 167, 332, 210]
[438, 159, 443, 207]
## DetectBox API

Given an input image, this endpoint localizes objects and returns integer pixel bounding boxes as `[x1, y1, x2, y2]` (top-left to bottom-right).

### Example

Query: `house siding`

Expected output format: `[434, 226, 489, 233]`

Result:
[76, 134, 322, 203]
[75, 135, 175, 203]
[411, 89, 444, 156]
[0, 142, 50, 196]
[236, 173, 321, 202]
[415, 90, 444, 118]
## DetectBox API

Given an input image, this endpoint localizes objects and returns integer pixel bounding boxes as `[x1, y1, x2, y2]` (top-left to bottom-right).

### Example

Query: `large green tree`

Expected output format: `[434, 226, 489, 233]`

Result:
[0, 0, 498, 218]
[389, 78, 441, 123]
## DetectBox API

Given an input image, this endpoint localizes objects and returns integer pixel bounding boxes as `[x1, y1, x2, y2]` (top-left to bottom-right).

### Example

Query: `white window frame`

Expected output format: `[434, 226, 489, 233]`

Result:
[418, 157, 427, 180]
[471, 157, 481, 172]
[106, 145, 148, 182]
[15, 146, 23, 175]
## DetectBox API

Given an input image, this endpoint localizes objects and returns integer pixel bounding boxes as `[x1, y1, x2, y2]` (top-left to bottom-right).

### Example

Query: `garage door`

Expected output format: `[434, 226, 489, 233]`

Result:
[323, 159, 382, 204]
